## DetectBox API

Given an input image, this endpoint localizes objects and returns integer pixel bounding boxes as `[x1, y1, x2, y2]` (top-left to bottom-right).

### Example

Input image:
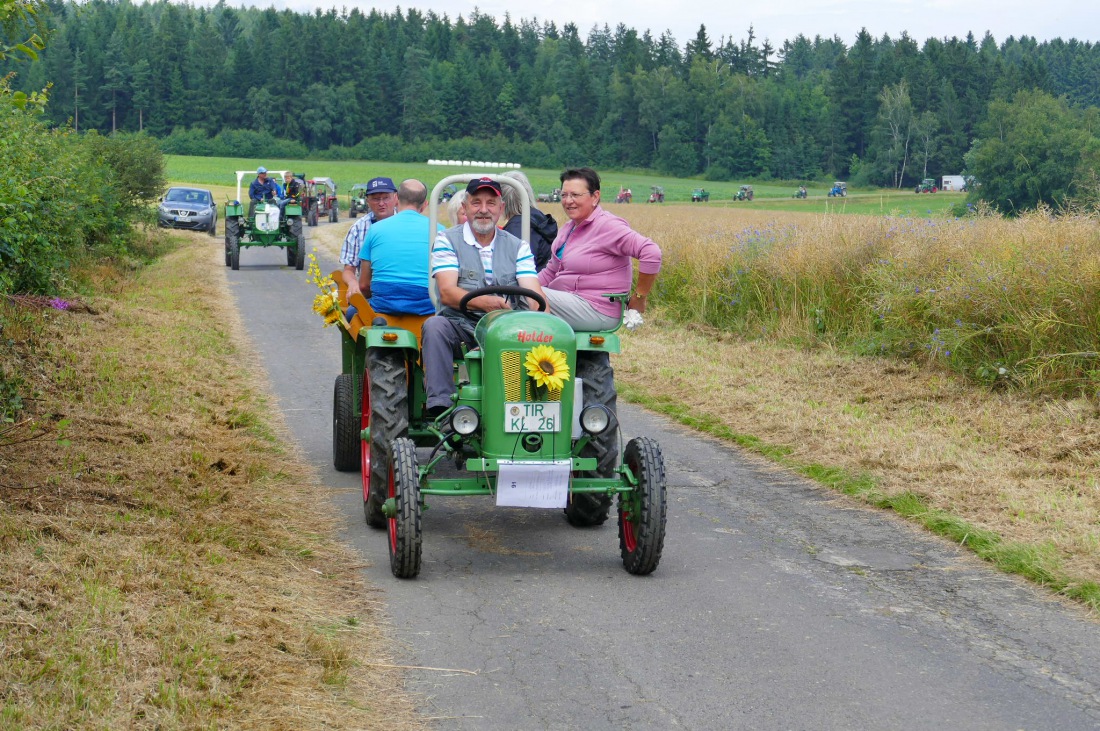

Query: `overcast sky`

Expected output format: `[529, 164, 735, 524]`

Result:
[215, 0, 1092, 48]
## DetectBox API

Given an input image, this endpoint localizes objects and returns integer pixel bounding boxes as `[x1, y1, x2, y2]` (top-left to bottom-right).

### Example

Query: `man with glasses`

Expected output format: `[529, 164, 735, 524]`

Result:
[421, 177, 547, 418]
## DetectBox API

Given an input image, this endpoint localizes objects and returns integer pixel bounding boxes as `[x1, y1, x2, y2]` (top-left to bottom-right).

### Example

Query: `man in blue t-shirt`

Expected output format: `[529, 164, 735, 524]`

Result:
[357, 179, 439, 316]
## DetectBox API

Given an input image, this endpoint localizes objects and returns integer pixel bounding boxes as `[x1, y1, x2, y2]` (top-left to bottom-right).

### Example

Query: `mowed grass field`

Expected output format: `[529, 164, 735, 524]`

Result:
[166, 154, 963, 216]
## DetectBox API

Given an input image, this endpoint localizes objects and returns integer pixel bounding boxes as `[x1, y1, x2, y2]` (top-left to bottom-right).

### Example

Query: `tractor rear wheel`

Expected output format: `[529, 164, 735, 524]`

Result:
[291, 218, 305, 270]
[224, 218, 238, 266]
[333, 373, 359, 471]
[388, 437, 422, 578]
[565, 351, 617, 527]
[363, 348, 408, 528]
[618, 436, 667, 575]
[228, 222, 240, 271]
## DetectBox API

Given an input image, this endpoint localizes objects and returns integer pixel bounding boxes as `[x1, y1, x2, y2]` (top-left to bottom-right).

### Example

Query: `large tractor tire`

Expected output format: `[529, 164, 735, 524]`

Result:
[564, 351, 618, 527]
[363, 348, 408, 528]
[224, 218, 238, 267]
[618, 437, 667, 575]
[388, 437, 423, 578]
[228, 221, 240, 271]
[309, 205, 319, 227]
[291, 217, 305, 270]
[330, 204, 338, 224]
[333, 373, 359, 472]
[349, 206, 357, 219]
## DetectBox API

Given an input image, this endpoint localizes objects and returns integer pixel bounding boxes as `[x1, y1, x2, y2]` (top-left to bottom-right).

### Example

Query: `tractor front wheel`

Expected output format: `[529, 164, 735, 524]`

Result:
[364, 348, 408, 528]
[388, 437, 422, 578]
[309, 205, 319, 227]
[349, 206, 357, 219]
[330, 204, 338, 223]
[224, 218, 238, 266]
[565, 351, 617, 527]
[619, 436, 667, 575]
[333, 374, 359, 472]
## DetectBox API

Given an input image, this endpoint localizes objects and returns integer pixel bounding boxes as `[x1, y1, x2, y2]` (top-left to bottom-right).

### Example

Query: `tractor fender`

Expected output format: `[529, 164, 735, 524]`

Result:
[364, 327, 420, 351]
[225, 201, 244, 217]
[576, 331, 621, 354]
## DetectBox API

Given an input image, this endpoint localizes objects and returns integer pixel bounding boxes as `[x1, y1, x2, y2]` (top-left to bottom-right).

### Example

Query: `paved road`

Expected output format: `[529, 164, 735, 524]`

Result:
[228, 241, 1100, 730]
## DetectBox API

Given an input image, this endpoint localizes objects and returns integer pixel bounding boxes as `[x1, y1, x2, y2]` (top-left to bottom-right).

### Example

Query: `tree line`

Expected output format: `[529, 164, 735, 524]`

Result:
[5, 1, 1100, 203]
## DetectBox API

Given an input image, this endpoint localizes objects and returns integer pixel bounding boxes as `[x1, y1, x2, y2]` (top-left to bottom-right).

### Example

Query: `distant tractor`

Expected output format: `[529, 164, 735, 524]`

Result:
[348, 183, 370, 218]
[223, 170, 305, 272]
[305, 177, 339, 226]
[615, 187, 633, 203]
[793, 186, 808, 199]
[537, 188, 562, 203]
[691, 188, 710, 202]
[733, 185, 754, 201]
[647, 186, 665, 203]
[915, 178, 938, 194]
[827, 182, 847, 198]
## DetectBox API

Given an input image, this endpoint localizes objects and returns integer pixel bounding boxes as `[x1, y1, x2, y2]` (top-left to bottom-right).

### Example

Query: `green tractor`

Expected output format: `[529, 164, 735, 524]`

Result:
[914, 178, 938, 194]
[348, 183, 370, 218]
[329, 174, 667, 579]
[734, 185, 754, 201]
[223, 170, 306, 271]
[691, 188, 710, 202]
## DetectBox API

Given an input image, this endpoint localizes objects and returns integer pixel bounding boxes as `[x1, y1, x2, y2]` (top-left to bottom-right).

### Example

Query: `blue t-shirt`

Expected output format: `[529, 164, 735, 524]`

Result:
[360, 209, 442, 315]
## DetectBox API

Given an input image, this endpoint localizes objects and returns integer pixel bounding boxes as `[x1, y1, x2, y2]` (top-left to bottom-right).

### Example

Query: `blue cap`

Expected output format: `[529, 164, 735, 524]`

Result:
[366, 177, 397, 194]
[257, 166, 268, 174]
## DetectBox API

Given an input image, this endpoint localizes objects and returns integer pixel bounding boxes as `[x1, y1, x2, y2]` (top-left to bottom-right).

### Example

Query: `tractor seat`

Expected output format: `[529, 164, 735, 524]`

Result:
[331, 270, 428, 346]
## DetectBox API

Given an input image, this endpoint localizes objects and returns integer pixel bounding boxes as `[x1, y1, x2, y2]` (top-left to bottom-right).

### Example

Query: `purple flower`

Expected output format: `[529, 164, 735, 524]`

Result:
[48, 298, 70, 311]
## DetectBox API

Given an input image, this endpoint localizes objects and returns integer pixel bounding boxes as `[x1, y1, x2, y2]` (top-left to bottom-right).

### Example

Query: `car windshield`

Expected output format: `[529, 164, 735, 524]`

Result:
[166, 189, 211, 205]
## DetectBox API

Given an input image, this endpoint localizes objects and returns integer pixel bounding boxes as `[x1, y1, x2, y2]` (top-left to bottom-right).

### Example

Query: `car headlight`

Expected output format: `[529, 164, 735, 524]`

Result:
[580, 405, 611, 435]
[451, 406, 480, 435]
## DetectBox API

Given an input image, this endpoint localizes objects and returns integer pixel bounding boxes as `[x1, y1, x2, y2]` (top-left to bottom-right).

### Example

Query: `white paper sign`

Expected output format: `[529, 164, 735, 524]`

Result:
[495, 460, 571, 508]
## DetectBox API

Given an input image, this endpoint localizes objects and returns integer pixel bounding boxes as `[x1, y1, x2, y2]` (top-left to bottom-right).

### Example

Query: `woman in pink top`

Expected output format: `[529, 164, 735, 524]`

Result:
[537, 167, 662, 331]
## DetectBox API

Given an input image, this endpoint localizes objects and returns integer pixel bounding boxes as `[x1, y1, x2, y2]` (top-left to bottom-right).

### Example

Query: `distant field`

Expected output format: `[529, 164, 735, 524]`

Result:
[165, 155, 963, 217]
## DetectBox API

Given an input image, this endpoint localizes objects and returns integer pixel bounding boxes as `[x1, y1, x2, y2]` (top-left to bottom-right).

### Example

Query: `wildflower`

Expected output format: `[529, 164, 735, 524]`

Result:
[48, 298, 70, 311]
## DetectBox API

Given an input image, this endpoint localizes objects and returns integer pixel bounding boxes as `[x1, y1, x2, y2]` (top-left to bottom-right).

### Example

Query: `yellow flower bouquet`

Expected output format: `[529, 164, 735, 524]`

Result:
[306, 253, 349, 330]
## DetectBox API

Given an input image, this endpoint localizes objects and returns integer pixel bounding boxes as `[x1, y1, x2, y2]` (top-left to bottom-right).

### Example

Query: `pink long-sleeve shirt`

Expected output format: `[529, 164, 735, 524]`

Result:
[537, 206, 662, 319]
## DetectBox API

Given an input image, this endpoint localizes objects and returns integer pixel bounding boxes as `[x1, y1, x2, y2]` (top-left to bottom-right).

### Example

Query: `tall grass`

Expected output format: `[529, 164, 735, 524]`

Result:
[639, 207, 1100, 395]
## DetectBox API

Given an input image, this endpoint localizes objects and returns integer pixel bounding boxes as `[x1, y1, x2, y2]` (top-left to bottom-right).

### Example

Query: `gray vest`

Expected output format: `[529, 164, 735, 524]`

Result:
[438, 226, 528, 324]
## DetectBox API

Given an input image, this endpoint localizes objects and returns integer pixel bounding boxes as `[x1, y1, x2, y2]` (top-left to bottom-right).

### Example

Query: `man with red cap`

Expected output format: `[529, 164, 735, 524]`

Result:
[421, 177, 547, 418]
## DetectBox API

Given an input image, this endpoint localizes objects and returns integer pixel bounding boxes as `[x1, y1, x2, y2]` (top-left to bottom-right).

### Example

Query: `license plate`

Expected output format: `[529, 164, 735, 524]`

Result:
[504, 402, 561, 433]
[175, 215, 187, 221]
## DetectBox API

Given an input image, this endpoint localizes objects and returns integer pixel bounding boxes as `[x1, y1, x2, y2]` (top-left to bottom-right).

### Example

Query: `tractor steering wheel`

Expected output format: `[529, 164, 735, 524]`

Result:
[458, 286, 547, 315]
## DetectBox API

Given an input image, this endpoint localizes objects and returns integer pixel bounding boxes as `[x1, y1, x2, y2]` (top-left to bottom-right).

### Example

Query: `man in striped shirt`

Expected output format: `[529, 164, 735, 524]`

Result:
[422, 177, 546, 418]
[340, 177, 397, 316]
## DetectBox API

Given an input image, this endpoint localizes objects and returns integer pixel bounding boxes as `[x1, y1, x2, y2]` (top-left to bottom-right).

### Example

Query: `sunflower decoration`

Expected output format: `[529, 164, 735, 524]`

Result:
[524, 344, 570, 393]
[306, 252, 349, 330]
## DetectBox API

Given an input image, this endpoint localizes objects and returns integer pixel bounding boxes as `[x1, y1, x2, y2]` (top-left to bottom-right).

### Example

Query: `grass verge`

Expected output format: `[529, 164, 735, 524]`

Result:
[617, 321, 1100, 614]
[0, 231, 424, 729]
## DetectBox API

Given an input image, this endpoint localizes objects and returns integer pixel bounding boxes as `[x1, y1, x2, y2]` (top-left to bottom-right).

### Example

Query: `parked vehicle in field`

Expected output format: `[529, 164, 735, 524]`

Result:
[305, 177, 338, 226]
[691, 188, 710, 202]
[348, 183, 370, 218]
[615, 188, 633, 203]
[647, 186, 665, 203]
[793, 186, 808, 199]
[827, 181, 847, 197]
[537, 188, 562, 203]
[915, 178, 938, 194]
[158, 186, 217, 235]
[734, 185, 754, 201]
[329, 174, 668, 579]
[223, 170, 305, 271]
[940, 175, 966, 192]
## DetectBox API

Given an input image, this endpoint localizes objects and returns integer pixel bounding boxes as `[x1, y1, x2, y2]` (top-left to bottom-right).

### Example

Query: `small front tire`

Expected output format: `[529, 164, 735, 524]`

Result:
[387, 437, 422, 579]
[619, 437, 667, 575]
[333, 374, 359, 472]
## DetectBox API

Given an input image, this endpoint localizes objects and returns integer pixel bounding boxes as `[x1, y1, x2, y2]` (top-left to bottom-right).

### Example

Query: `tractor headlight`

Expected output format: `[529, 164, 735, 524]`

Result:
[579, 405, 611, 435]
[451, 406, 480, 435]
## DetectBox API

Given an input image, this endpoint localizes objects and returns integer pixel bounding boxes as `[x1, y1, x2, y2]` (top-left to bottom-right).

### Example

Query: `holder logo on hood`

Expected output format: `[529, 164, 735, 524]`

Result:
[517, 330, 553, 344]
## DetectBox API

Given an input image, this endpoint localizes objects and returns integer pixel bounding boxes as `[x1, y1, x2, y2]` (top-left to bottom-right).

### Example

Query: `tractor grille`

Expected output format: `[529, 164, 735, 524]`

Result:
[501, 351, 562, 402]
